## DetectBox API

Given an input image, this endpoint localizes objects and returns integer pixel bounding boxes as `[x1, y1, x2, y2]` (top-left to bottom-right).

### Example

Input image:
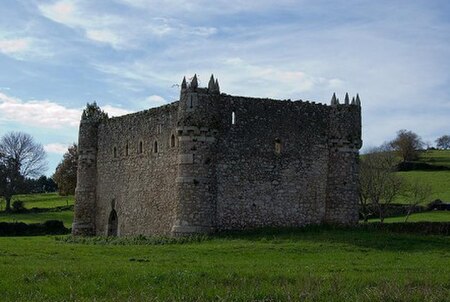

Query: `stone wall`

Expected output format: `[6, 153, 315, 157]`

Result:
[95, 103, 179, 236]
[215, 97, 332, 230]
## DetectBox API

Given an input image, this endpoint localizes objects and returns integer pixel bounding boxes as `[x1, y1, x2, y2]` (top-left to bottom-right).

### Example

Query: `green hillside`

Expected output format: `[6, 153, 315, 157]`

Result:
[395, 150, 450, 203]
[417, 150, 450, 168]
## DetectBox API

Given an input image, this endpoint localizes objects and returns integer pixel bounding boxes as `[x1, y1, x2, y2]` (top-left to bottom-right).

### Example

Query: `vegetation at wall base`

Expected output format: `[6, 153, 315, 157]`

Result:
[0, 227, 448, 301]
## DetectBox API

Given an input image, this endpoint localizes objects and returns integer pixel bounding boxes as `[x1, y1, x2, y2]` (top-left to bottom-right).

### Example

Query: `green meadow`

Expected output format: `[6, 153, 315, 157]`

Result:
[0, 150, 449, 301]
[0, 228, 449, 301]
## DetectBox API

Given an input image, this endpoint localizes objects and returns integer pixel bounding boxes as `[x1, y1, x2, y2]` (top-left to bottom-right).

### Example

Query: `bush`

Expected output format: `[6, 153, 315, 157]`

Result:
[12, 200, 25, 212]
[359, 222, 450, 235]
[0, 220, 69, 236]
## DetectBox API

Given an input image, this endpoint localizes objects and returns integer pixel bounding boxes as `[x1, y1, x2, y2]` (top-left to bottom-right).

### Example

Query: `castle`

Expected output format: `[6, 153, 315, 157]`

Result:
[72, 74, 362, 236]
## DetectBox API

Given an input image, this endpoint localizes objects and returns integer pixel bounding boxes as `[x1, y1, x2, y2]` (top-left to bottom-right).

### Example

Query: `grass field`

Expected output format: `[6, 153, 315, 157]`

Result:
[396, 170, 450, 203]
[418, 150, 450, 168]
[0, 193, 74, 210]
[0, 228, 449, 301]
[368, 210, 450, 223]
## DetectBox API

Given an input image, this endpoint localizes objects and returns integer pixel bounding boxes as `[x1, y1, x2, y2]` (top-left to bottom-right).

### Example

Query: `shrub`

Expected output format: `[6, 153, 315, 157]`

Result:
[12, 200, 25, 212]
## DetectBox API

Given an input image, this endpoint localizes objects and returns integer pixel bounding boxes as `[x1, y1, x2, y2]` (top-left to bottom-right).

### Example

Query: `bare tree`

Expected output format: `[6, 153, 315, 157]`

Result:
[404, 180, 432, 222]
[359, 144, 404, 222]
[0, 132, 47, 211]
[390, 129, 423, 162]
[435, 135, 450, 150]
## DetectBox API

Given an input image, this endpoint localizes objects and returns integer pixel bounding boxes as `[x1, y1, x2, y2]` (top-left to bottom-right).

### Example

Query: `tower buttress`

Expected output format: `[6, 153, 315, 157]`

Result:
[172, 74, 221, 235]
[325, 94, 362, 225]
[72, 103, 107, 236]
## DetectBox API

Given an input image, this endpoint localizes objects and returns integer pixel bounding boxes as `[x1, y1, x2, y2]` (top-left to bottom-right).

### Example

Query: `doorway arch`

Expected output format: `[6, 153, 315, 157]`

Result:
[107, 209, 118, 236]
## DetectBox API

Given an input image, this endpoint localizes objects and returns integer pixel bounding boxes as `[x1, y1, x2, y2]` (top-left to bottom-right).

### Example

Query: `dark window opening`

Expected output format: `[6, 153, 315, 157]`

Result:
[154, 141, 158, 153]
[170, 134, 175, 147]
[113, 147, 117, 158]
[275, 138, 282, 154]
[139, 141, 143, 154]
[189, 95, 193, 108]
[125, 144, 128, 156]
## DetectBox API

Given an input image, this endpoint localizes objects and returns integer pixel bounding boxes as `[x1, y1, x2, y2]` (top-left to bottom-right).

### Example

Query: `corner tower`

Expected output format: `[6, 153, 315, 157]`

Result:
[325, 93, 362, 224]
[72, 103, 107, 235]
[171, 74, 221, 235]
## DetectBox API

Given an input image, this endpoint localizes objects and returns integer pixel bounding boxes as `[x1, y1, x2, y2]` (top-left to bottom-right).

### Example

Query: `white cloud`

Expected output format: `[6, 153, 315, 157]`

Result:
[102, 105, 133, 117]
[44, 143, 70, 154]
[0, 92, 80, 128]
[144, 95, 168, 107]
[38, 1, 216, 50]
[0, 92, 134, 129]
[0, 38, 31, 54]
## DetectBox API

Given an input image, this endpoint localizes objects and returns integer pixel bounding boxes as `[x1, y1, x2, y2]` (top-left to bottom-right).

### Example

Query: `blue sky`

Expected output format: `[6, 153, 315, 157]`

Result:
[0, 0, 449, 176]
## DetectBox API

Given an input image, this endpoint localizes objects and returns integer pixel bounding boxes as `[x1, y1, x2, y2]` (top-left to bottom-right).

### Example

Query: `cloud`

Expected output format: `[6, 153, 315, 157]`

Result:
[143, 95, 168, 107]
[102, 105, 133, 117]
[0, 92, 134, 129]
[0, 38, 31, 55]
[0, 92, 80, 128]
[44, 143, 70, 154]
[38, 1, 216, 50]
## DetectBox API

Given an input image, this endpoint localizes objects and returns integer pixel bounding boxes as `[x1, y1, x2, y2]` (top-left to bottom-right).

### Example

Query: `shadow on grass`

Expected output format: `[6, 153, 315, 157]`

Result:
[215, 224, 450, 252]
[57, 224, 450, 253]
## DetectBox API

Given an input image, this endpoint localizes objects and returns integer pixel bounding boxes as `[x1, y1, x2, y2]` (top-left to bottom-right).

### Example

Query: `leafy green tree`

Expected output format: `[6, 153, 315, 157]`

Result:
[53, 144, 77, 196]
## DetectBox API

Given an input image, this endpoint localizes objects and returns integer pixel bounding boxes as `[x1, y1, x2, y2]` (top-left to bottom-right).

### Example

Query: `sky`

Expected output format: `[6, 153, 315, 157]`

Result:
[0, 0, 449, 176]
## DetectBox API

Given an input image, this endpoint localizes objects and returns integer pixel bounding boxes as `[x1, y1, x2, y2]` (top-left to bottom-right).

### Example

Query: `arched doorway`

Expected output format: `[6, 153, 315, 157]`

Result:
[107, 209, 118, 236]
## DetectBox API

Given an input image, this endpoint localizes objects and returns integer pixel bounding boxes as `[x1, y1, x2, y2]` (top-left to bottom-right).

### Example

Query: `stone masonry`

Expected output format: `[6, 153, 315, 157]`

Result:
[72, 74, 362, 236]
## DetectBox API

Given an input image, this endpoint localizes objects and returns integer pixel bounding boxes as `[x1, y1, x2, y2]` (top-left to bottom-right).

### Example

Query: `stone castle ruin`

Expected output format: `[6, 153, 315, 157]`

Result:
[72, 74, 362, 236]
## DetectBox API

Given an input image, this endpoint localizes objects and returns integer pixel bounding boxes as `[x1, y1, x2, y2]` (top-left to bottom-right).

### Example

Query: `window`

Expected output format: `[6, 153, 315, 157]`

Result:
[113, 147, 117, 158]
[139, 141, 143, 154]
[154, 141, 158, 153]
[189, 95, 193, 108]
[231, 111, 236, 125]
[275, 138, 282, 154]
[125, 144, 128, 156]
[170, 134, 175, 147]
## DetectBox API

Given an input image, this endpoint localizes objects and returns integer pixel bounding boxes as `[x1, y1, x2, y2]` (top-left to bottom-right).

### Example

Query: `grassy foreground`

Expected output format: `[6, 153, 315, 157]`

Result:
[0, 228, 449, 301]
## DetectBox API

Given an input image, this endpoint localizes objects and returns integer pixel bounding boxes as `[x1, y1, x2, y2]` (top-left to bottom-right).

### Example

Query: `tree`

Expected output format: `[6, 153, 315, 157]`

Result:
[359, 144, 404, 222]
[53, 144, 77, 196]
[404, 181, 432, 222]
[390, 129, 423, 162]
[435, 135, 450, 150]
[0, 132, 47, 211]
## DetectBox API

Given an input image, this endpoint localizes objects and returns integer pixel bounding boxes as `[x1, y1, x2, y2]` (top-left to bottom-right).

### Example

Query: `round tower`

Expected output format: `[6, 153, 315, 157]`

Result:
[171, 74, 221, 235]
[72, 103, 106, 236]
